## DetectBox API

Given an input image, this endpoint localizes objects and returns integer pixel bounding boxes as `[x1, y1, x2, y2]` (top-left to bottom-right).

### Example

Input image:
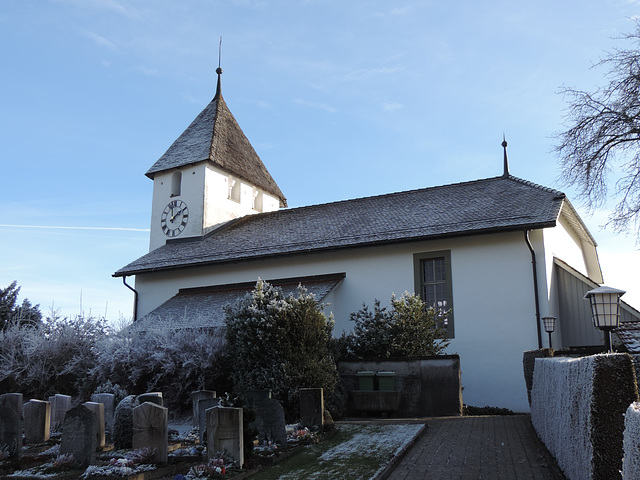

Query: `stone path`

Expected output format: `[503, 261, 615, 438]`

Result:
[385, 415, 566, 480]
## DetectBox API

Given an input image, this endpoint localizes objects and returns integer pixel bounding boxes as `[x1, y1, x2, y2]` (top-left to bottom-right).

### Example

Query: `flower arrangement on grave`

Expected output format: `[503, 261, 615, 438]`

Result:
[186, 451, 235, 478]
[81, 448, 157, 478]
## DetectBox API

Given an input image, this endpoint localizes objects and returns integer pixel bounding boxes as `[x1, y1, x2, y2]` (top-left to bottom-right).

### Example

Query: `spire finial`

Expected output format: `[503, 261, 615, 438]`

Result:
[215, 36, 223, 98]
[502, 134, 510, 177]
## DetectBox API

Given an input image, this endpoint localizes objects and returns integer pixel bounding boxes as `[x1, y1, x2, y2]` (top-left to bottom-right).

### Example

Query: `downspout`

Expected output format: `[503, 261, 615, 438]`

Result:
[524, 230, 543, 349]
[122, 276, 138, 322]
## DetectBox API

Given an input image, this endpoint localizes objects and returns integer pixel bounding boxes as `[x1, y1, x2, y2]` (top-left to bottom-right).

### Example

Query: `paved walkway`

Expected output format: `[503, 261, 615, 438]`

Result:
[386, 415, 566, 480]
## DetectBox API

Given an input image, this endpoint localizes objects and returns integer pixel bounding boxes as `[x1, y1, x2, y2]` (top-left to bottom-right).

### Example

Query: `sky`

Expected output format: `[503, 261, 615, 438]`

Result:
[1, 0, 640, 324]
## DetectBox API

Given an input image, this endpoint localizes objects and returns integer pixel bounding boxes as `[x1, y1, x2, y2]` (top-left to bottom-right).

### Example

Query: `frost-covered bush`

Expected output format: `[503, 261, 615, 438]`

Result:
[531, 354, 638, 480]
[623, 402, 640, 479]
[0, 311, 109, 399]
[91, 325, 228, 411]
[344, 292, 450, 359]
[225, 280, 338, 420]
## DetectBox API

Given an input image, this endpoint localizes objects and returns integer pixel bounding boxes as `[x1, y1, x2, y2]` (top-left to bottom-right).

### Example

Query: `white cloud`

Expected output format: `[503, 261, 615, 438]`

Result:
[82, 30, 118, 49]
[383, 102, 403, 111]
[54, 0, 141, 19]
[294, 99, 337, 113]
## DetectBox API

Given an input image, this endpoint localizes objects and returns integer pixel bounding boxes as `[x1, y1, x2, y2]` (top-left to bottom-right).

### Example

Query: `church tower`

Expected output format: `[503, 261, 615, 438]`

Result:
[146, 68, 287, 251]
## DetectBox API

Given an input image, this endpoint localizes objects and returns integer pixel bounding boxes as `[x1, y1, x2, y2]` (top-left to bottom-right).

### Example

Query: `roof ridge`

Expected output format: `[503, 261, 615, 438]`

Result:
[277, 175, 561, 215]
[506, 175, 565, 197]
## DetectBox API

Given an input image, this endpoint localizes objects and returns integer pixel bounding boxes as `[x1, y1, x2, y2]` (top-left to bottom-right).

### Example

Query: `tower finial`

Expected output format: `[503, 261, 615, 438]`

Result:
[215, 36, 223, 98]
[502, 134, 510, 177]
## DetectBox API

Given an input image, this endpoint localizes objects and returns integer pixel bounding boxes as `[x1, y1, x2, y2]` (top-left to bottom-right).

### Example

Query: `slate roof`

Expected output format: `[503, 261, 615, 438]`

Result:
[131, 273, 345, 331]
[115, 175, 568, 277]
[145, 83, 287, 207]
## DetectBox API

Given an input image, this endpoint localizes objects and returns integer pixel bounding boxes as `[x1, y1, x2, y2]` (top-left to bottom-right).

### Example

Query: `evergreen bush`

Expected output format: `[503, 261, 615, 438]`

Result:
[224, 280, 339, 421]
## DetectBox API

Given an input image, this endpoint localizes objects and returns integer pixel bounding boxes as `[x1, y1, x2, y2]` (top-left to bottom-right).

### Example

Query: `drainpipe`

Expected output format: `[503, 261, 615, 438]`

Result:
[122, 276, 138, 322]
[524, 230, 543, 349]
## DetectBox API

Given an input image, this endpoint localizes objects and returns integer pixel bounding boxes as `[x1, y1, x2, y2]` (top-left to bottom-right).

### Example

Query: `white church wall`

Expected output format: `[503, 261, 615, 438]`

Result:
[134, 229, 548, 412]
[149, 165, 206, 251]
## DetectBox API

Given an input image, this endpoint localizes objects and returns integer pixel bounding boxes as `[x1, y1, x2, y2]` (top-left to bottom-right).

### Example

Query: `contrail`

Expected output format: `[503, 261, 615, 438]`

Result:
[0, 224, 149, 232]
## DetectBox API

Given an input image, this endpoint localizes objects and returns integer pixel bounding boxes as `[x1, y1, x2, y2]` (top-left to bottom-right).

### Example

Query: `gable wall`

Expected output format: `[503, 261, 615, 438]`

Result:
[134, 229, 547, 412]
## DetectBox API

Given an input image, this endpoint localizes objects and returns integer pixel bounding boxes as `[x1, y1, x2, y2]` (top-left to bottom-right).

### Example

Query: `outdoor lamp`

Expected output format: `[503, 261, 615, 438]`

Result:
[542, 316, 556, 349]
[584, 285, 626, 352]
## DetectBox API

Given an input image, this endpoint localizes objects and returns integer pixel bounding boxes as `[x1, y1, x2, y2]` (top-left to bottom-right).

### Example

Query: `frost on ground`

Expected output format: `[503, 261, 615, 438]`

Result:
[320, 424, 422, 461]
[275, 423, 423, 480]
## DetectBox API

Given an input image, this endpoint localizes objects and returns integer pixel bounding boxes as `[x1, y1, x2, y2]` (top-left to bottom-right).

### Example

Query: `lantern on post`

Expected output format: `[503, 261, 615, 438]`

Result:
[584, 286, 625, 352]
[542, 316, 556, 349]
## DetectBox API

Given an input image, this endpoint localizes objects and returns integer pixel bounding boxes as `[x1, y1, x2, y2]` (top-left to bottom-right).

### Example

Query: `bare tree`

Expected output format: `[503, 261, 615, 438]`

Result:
[555, 22, 640, 240]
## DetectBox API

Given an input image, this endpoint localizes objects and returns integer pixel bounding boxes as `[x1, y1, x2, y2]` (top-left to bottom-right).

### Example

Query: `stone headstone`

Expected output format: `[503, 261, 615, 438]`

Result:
[90, 393, 115, 440]
[23, 399, 51, 444]
[113, 395, 138, 450]
[49, 394, 72, 427]
[83, 401, 106, 448]
[132, 402, 168, 464]
[245, 389, 271, 410]
[60, 405, 98, 468]
[255, 398, 287, 446]
[138, 392, 163, 406]
[206, 406, 243, 468]
[0, 393, 23, 459]
[191, 390, 216, 425]
[299, 388, 324, 428]
[198, 398, 219, 443]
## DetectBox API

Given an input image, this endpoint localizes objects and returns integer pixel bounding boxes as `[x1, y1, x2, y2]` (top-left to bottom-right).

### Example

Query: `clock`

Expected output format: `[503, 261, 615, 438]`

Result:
[160, 200, 189, 237]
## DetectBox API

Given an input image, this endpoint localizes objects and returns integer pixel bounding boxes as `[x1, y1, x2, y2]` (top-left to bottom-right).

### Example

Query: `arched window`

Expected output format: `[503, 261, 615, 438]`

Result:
[171, 171, 182, 197]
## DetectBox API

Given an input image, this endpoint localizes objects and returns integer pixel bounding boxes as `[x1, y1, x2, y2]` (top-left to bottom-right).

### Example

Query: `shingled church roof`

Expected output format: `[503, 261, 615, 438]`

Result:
[145, 71, 287, 207]
[114, 175, 586, 277]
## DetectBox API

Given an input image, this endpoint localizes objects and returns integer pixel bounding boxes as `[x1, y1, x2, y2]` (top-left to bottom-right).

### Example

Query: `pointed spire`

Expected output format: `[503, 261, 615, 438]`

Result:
[502, 134, 510, 177]
[215, 36, 223, 99]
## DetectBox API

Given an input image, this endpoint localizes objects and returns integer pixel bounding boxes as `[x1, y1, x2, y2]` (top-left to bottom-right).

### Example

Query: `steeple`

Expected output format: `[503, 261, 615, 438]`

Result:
[502, 135, 510, 177]
[145, 67, 286, 208]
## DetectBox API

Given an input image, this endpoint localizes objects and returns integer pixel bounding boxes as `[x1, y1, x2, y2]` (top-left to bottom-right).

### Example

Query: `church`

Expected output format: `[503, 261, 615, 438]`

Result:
[114, 68, 639, 412]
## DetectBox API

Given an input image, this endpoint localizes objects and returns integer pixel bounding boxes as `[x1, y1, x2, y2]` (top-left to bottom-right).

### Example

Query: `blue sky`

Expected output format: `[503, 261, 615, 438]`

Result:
[1, 0, 639, 323]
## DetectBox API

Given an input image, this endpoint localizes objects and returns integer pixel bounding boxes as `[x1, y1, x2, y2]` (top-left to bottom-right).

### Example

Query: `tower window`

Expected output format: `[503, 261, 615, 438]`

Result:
[253, 189, 263, 212]
[171, 171, 182, 197]
[228, 176, 241, 203]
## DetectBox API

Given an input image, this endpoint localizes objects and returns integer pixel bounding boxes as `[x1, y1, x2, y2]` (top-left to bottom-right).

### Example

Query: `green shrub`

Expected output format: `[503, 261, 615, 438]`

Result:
[345, 292, 450, 359]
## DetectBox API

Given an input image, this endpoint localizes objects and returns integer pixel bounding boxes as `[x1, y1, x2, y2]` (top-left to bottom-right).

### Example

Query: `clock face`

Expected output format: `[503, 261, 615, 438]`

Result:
[160, 200, 189, 237]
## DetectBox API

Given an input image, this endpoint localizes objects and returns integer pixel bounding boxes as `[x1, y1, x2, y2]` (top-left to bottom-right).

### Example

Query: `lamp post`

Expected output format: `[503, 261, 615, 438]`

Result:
[584, 286, 626, 353]
[542, 316, 556, 349]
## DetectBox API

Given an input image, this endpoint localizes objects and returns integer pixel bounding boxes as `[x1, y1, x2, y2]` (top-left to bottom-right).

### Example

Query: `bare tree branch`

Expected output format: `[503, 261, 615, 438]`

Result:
[555, 21, 640, 241]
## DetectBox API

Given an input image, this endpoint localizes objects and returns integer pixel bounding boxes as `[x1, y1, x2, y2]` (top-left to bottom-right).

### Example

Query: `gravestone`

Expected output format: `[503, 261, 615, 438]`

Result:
[245, 389, 271, 409]
[23, 399, 51, 444]
[299, 388, 324, 428]
[198, 398, 219, 444]
[0, 393, 23, 459]
[132, 402, 168, 464]
[191, 390, 216, 426]
[206, 406, 243, 468]
[83, 401, 106, 448]
[90, 393, 115, 440]
[255, 398, 287, 446]
[113, 395, 139, 449]
[60, 405, 97, 468]
[49, 394, 72, 427]
[137, 392, 163, 406]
